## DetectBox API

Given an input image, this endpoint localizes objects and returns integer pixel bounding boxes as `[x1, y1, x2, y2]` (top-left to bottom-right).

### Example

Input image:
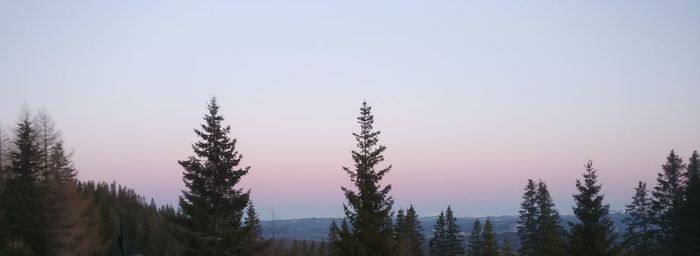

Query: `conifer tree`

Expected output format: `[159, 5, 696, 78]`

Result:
[336, 101, 395, 255]
[651, 150, 686, 249]
[395, 209, 406, 239]
[0, 126, 9, 176]
[534, 181, 566, 256]
[671, 151, 700, 254]
[429, 211, 447, 256]
[623, 181, 656, 255]
[568, 161, 616, 256]
[47, 142, 76, 182]
[34, 110, 60, 180]
[402, 205, 425, 256]
[0, 112, 48, 254]
[467, 219, 483, 256]
[176, 97, 252, 255]
[517, 179, 538, 256]
[499, 237, 515, 256]
[482, 219, 498, 256]
[444, 206, 464, 256]
[243, 201, 265, 255]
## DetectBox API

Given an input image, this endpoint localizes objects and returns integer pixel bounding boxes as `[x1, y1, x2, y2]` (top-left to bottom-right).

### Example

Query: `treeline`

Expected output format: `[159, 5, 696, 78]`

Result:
[1, 99, 698, 256]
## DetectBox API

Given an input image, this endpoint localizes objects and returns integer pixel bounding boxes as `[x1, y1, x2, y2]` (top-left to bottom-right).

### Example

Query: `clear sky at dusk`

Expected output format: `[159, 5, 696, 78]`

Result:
[1, 1, 699, 219]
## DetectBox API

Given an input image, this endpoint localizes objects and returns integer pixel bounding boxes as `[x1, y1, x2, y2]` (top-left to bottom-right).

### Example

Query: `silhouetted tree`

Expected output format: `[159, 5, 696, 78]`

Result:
[444, 206, 464, 256]
[517, 179, 538, 256]
[651, 150, 686, 251]
[568, 160, 617, 256]
[671, 150, 700, 254]
[429, 211, 447, 256]
[242, 201, 265, 255]
[34, 110, 60, 180]
[335, 101, 395, 255]
[499, 237, 515, 256]
[623, 181, 656, 255]
[0, 111, 48, 254]
[396, 205, 424, 256]
[482, 219, 498, 256]
[534, 181, 566, 256]
[176, 97, 253, 255]
[467, 219, 483, 256]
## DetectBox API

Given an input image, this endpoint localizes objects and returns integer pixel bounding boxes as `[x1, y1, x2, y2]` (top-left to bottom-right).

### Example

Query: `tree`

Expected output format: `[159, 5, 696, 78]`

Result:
[0, 126, 10, 176]
[467, 219, 483, 256]
[568, 160, 617, 256]
[482, 219, 498, 256]
[517, 179, 538, 256]
[335, 101, 395, 255]
[0, 111, 48, 254]
[176, 97, 253, 255]
[671, 150, 700, 254]
[444, 206, 464, 256]
[242, 201, 265, 255]
[34, 110, 60, 181]
[623, 181, 656, 255]
[651, 150, 686, 250]
[396, 205, 424, 256]
[499, 237, 515, 256]
[429, 211, 447, 256]
[47, 142, 76, 182]
[534, 180, 566, 256]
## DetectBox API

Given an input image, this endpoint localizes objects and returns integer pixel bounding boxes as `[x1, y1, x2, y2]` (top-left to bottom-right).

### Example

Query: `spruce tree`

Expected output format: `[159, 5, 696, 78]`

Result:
[336, 101, 395, 255]
[651, 150, 686, 249]
[467, 219, 483, 256]
[623, 181, 656, 255]
[47, 142, 76, 182]
[176, 97, 252, 255]
[0, 112, 48, 254]
[672, 151, 700, 254]
[517, 179, 538, 256]
[499, 237, 515, 256]
[444, 206, 464, 256]
[243, 201, 265, 255]
[34, 110, 59, 181]
[402, 205, 425, 256]
[568, 160, 616, 256]
[482, 219, 498, 256]
[534, 180, 566, 256]
[429, 211, 447, 256]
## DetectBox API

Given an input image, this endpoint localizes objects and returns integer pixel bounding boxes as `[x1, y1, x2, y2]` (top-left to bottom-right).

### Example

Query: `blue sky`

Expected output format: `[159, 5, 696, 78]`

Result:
[1, 1, 699, 219]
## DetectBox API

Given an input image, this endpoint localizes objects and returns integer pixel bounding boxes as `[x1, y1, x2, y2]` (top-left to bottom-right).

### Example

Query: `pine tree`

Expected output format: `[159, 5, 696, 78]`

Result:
[0, 126, 10, 176]
[34, 110, 60, 181]
[623, 181, 656, 255]
[395, 209, 406, 239]
[568, 160, 617, 256]
[671, 151, 700, 254]
[401, 205, 424, 256]
[429, 211, 447, 256]
[176, 97, 252, 255]
[482, 219, 498, 256]
[0, 112, 48, 254]
[243, 201, 265, 255]
[336, 101, 395, 255]
[47, 142, 76, 182]
[499, 237, 515, 256]
[517, 179, 538, 256]
[534, 180, 566, 256]
[444, 206, 464, 256]
[651, 150, 686, 250]
[467, 219, 483, 256]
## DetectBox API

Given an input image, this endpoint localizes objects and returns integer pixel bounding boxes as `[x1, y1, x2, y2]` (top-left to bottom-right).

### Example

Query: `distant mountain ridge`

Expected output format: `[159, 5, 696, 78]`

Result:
[261, 212, 628, 247]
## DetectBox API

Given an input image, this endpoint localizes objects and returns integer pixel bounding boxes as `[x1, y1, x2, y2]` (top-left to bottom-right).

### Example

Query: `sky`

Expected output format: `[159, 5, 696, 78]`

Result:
[1, 1, 699, 220]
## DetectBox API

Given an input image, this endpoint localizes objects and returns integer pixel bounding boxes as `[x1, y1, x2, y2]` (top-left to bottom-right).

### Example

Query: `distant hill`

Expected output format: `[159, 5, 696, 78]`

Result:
[261, 212, 629, 248]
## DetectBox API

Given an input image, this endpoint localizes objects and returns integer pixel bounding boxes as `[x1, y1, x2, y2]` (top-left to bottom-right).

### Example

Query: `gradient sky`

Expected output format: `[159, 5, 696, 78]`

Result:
[1, 1, 699, 219]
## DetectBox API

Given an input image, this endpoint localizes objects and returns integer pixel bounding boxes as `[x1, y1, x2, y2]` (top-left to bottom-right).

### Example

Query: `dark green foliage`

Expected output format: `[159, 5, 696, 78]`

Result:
[395, 205, 424, 256]
[534, 181, 567, 256]
[47, 142, 76, 182]
[499, 237, 515, 256]
[651, 150, 686, 250]
[671, 151, 700, 255]
[429, 211, 447, 255]
[467, 219, 483, 256]
[481, 219, 498, 256]
[0, 114, 48, 255]
[517, 179, 538, 256]
[568, 161, 617, 256]
[176, 97, 253, 255]
[243, 201, 267, 255]
[623, 181, 656, 255]
[335, 101, 395, 255]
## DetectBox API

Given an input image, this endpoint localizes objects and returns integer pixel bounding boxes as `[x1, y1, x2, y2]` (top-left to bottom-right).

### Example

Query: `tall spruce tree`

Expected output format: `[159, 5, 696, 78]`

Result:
[671, 151, 700, 254]
[444, 206, 464, 256]
[534, 180, 566, 256]
[517, 179, 538, 256]
[0, 111, 48, 254]
[467, 219, 483, 256]
[34, 110, 60, 181]
[429, 211, 447, 256]
[399, 205, 424, 256]
[623, 181, 656, 255]
[176, 97, 252, 255]
[242, 201, 265, 255]
[336, 101, 395, 255]
[482, 219, 498, 256]
[651, 150, 686, 250]
[568, 160, 617, 256]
